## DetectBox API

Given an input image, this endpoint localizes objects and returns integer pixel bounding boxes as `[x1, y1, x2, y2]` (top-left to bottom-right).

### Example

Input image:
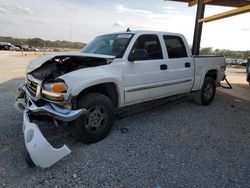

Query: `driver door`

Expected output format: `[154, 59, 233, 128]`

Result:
[123, 34, 166, 104]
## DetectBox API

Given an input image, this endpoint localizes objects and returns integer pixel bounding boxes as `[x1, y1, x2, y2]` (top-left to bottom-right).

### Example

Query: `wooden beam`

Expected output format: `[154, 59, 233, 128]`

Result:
[199, 5, 250, 22]
[204, 0, 215, 4]
[188, 0, 215, 7]
[188, 0, 198, 7]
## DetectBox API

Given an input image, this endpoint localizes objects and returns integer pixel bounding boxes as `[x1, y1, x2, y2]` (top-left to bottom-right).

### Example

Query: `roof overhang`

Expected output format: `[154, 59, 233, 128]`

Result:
[166, 0, 250, 22]
[167, 0, 250, 7]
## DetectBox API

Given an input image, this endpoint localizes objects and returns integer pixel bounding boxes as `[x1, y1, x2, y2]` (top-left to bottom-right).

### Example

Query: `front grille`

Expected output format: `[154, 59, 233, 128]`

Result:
[27, 76, 38, 97]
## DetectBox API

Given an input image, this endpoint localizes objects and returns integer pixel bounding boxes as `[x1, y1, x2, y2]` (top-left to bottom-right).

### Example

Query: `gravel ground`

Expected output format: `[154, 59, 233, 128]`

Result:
[0, 77, 249, 187]
[0, 52, 249, 187]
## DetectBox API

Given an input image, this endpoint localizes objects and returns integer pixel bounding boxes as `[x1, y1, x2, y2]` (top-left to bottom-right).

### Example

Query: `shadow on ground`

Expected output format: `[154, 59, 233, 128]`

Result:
[219, 82, 250, 102]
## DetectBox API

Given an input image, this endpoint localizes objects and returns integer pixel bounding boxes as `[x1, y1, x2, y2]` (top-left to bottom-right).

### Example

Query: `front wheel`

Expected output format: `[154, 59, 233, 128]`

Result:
[71, 93, 114, 144]
[193, 77, 216, 106]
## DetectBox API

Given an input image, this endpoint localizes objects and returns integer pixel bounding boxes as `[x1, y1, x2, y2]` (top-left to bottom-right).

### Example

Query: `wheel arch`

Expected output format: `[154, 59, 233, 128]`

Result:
[76, 82, 120, 108]
[192, 68, 219, 91]
[205, 69, 218, 80]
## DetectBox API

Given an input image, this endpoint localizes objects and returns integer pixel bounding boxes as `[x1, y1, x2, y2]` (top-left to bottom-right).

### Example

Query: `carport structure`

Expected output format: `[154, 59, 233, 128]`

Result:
[166, 0, 250, 55]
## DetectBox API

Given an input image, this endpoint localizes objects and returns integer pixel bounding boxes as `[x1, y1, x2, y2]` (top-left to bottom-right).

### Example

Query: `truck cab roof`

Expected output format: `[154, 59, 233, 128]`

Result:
[102, 30, 185, 37]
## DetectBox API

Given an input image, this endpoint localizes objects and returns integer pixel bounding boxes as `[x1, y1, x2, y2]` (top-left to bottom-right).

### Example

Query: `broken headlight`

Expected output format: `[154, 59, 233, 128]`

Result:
[42, 81, 68, 102]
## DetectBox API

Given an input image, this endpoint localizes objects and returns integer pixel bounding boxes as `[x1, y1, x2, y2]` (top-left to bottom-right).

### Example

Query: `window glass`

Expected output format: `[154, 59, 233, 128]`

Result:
[81, 34, 133, 58]
[130, 34, 163, 60]
[163, 35, 188, 59]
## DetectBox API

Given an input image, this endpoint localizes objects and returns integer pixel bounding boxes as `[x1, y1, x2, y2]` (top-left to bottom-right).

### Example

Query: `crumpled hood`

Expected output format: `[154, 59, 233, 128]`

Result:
[26, 52, 115, 73]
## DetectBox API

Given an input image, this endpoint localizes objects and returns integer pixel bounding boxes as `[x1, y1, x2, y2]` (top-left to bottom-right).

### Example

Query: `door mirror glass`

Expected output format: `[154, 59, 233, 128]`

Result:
[128, 49, 148, 61]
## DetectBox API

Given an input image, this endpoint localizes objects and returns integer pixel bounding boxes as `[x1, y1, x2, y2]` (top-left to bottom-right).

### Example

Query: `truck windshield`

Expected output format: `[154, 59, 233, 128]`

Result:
[81, 33, 134, 58]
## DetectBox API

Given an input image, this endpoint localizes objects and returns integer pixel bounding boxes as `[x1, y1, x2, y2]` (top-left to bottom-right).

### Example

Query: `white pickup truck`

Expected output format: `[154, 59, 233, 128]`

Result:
[16, 30, 226, 168]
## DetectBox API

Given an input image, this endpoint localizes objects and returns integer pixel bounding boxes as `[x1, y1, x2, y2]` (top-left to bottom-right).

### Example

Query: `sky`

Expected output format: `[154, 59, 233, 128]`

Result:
[0, 0, 249, 50]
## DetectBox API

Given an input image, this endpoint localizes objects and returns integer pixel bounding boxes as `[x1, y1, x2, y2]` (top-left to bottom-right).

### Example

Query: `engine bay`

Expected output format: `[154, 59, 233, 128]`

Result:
[30, 55, 111, 81]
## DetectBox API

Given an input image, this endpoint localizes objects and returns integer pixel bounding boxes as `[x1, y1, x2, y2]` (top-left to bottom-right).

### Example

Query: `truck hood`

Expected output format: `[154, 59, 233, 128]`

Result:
[26, 52, 115, 73]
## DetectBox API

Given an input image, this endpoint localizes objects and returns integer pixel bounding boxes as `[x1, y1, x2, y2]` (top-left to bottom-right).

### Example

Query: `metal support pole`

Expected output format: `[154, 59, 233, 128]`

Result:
[192, 0, 205, 55]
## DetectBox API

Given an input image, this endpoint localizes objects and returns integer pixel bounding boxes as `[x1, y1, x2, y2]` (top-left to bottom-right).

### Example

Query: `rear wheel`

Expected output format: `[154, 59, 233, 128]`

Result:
[71, 93, 114, 144]
[193, 77, 216, 106]
[247, 74, 250, 84]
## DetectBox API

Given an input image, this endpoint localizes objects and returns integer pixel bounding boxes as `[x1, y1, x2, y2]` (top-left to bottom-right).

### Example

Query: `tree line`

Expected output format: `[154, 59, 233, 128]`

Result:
[200, 47, 250, 59]
[0, 36, 249, 57]
[0, 36, 86, 49]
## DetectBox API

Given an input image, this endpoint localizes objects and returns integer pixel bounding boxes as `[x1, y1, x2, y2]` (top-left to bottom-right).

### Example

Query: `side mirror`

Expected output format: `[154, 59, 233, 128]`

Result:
[128, 49, 147, 61]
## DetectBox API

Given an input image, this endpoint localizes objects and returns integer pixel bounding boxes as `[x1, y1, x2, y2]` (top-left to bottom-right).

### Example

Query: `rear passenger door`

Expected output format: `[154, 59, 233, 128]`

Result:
[161, 35, 194, 94]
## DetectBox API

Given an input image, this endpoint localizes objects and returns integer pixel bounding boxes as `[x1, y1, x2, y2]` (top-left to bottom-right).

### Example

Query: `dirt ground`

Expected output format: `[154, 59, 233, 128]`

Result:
[0, 51, 249, 187]
[218, 67, 250, 102]
[0, 51, 60, 83]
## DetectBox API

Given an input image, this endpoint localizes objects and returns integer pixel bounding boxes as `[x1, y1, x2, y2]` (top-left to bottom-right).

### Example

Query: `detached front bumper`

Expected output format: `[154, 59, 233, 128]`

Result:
[15, 85, 86, 168]
[23, 111, 71, 168]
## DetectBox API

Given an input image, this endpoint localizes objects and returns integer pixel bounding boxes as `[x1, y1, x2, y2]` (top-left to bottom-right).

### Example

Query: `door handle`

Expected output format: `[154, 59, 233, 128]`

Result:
[185, 62, 191, 68]
[160, 64, 168, 70]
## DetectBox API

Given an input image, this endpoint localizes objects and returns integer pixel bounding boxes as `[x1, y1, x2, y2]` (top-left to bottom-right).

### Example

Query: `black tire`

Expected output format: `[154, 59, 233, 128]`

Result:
[193, 77, 216, 106]
[24, 147, 36, 167]
[71, 93, 114, 144]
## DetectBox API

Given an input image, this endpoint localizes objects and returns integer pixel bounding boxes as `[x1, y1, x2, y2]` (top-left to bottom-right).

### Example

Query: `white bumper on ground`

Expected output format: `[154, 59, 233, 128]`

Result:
[23, 111, 71, 168]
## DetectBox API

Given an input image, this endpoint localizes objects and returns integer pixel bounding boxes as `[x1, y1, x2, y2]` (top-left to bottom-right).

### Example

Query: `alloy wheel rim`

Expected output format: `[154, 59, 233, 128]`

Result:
[204, 84, 214, 100]
[84, 105, 108, 132]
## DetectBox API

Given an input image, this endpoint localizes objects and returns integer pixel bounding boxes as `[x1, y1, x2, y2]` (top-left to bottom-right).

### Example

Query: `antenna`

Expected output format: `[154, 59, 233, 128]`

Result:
[126, 28, 131, 32]
[70, 23, 72, 52]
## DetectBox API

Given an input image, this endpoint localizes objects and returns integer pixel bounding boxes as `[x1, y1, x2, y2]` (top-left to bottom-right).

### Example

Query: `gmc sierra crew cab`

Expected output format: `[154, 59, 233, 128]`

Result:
[15, 30, 226, 168]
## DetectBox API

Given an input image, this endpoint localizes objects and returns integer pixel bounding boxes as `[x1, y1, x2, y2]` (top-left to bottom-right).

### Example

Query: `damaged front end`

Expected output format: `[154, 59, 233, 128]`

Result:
[16, 53, 114, 168]
[16, 84, 85, 168]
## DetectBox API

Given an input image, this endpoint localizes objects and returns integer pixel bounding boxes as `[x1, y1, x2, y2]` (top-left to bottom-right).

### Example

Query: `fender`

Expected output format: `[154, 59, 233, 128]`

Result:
[59, 66, 124, 106]
[193, 64, 223, 91]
